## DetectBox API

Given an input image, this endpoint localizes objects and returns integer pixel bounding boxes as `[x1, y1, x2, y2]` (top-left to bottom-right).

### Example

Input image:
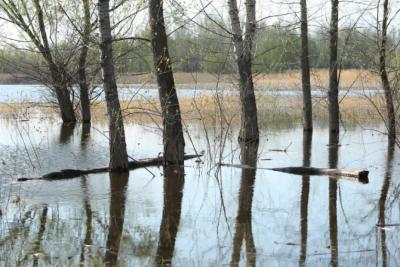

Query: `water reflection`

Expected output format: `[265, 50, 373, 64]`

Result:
[378, 139, 395, 267]
[299, 131, 312, 267]
[79, 176, 93, 265]
[328, 132, 339, 267]
[230, 141, 258, 267]
[81, 123, 91, 147]
[59, 123, 76, 144]
[155, 165, 185, 266]
[32, 205, 48, 267]
[104, 172, 129, 266]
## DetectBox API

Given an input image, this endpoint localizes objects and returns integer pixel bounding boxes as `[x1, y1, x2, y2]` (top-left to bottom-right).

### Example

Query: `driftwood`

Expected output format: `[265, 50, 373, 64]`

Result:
[17, 155, 200, 182]
[218, 163, 369, 184]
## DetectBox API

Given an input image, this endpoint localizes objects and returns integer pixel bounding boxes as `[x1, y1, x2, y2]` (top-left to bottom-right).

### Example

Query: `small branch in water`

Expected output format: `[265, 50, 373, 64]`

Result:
[268, 142, 292, 152]
[218, 163, 369, 183]
[17, 154, 201, 182]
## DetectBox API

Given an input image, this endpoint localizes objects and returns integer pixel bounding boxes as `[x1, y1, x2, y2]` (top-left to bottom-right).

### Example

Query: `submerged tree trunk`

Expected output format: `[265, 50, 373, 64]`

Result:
[300, 0, 313, 132]
[379, 0, 396, 141]
[78, 0, 92, 123]
[98, 0, 129, 171]
[228, 0, 259, 142]
[149, 0, 185, 164]
[328, 0, 339, 133]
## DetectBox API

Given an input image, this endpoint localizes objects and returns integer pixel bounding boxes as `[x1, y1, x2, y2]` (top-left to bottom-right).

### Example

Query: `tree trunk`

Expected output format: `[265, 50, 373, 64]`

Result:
[78, 0, 92, 123]
[228, 0, 259, 142]
[300, 0, 313, 132]
[328, 0, 339, 133]
[149, 0, 185, 165]
[98, 0, 129, 171]
[379, 0, 396, 141]
[34, 0, 76, 122]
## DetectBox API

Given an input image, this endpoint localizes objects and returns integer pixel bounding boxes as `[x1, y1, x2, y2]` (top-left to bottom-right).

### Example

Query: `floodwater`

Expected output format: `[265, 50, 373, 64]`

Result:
[0, 97, 399, 266]
[0, 84, 384, 103]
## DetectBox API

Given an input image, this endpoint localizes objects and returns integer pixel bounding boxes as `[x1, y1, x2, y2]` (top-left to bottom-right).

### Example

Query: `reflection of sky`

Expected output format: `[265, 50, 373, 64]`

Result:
[0, 116, 399, 265]
[0, 84, 387, 104]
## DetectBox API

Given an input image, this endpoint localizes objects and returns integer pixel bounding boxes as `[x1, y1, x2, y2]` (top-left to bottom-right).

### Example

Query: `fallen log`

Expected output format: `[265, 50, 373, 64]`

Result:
[218, 163, 369, 183]
[17, 154, 201, 182]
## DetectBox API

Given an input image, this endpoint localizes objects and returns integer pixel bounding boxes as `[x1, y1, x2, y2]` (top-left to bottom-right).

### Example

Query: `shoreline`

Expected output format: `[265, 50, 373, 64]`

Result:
[0, 69, 382, 90]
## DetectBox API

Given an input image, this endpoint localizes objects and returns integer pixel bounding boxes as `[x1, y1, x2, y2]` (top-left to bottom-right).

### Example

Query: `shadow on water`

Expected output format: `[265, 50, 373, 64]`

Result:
[230, 141, 258, 267]
[59, 123, 76, 144]
[299, 131, 312, 267]
[104, 172, 129, 266]
[328, 132, 339, 267]
[155, 165, 185, 266]
[378, 139, 395, 267]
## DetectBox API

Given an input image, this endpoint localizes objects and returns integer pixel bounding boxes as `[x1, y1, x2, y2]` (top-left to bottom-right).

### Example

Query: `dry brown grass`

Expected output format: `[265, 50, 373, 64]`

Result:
[117, 69, 381, 90]
[0, 93, 385, 129]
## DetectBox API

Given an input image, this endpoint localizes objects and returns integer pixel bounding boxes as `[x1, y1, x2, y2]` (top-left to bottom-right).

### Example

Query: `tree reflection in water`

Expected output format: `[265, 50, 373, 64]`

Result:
[104, 172, 129, 266]
[299, 131, 312, 267]
[328, 132, 339, 267]
[58, 123, 76, 144]
[155, 165, 185, 266]
[378, 139, 395, 267]
[230, 141, 258, 267]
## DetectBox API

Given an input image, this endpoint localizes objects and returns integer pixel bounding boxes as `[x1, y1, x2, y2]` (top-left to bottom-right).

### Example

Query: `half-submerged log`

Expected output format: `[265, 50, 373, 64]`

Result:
[218, 163, 369, 183]
[17, 155, 200, 182]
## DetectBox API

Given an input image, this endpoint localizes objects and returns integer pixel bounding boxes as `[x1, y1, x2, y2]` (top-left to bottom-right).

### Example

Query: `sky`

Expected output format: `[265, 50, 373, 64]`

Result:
[0, 0, 399, 49]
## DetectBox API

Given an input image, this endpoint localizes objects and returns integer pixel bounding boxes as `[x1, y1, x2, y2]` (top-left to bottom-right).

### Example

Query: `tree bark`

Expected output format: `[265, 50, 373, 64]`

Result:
[379, 0, 396, 141]
[228, 0, 259, 142]
[149, 0, 185, 164]
[98, 0, 129, 171]
[300, 0, 313, 132]
[328, 0, 339, 133]
[78, 0, 92, 123]
[34, 0, 76, 122]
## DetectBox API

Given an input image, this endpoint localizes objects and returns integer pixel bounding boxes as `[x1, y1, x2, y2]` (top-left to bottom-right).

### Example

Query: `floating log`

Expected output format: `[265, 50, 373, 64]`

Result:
[218, 163, 369, 183]
[17, 154, 201, 182]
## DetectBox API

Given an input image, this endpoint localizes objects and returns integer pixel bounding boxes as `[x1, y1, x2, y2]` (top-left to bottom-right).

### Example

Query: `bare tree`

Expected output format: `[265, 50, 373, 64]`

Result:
[300, 0, 313, 132]
[149, 0, 185, 164]
[227, 0, 259, 142]
[379, 0, 396, 141]
[0, 0, 76, 122]
[98, 0, 128, 171]
[329, 0, 340, 134]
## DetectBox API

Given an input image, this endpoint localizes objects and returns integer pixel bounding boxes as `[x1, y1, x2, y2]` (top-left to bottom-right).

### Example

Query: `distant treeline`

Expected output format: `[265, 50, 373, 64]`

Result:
[0, 24, 395, 75]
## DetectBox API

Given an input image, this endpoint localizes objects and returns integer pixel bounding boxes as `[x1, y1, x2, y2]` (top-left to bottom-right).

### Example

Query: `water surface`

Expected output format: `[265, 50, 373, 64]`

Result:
[0, 114, 399, 266]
